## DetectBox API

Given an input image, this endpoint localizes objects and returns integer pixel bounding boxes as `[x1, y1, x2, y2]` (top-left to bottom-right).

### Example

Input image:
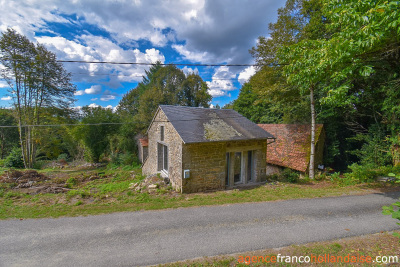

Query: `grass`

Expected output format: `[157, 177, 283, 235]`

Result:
[160, 231, 400, 266]
[0, 165, 399, 220]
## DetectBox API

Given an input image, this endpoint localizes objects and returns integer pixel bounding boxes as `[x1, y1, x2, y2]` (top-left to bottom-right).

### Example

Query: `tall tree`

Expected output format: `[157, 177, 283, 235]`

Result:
[250, 0, 329, 178]
[118, 64, 212, 132]
[0, 29, 76, 168]
[279, 0, 400, 172]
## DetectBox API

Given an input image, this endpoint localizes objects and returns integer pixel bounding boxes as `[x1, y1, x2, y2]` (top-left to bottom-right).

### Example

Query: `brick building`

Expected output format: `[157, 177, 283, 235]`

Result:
[141, 105, 275, 193]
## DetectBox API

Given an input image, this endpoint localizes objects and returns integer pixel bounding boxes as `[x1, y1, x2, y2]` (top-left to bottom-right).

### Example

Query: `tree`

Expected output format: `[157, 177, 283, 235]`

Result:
[250, 0, 329, 178]
[232, 82, 282, 123]
[0, 29, 76, 168]
[118, 64, 212, 132]
[72, 106, 120, 163]
[179, 73, 211, 107]
[279, 0, 400, 176]
[0, 109, 19, 159]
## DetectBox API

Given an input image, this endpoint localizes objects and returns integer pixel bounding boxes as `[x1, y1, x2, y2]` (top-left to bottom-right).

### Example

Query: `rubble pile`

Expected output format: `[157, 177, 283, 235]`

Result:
[129, 174, 170, 193]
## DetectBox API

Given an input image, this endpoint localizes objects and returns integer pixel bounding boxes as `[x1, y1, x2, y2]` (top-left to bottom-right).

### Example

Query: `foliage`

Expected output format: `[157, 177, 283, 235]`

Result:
[109, 152, 140, 168]
[232, 82, 282, 123]
[118, 63, 212, 132]
[4, 147, 24, 168]
[281, 168, 300, 183]
[0, 29, 76, 168]
[383, 173, 400, 239]
[0, 109, 19, 159]
[72, 106, 120, 163]
[349, 124, 392, 167]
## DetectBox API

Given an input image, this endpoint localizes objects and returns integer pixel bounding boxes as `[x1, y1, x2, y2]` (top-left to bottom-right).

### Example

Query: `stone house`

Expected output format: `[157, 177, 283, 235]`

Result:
[257, 124, 325, 174]
[141, 105, 275, 193]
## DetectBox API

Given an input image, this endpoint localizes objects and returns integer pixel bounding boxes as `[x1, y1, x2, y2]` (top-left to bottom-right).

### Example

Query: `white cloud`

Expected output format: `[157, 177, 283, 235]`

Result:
[74, 90, 85, 96]
[182, 66, 199, 76]
[100, 95, 116, 101]
[36, 35, 165, 87]
[172, 44, 210, 62]
[88, 103, 99, 108]
[206, 66, 236, 97]
[1, 96, 12, 101]
[90, 98, 98, 101]
[0, 81, 9, 88]
[84, 85, 102, 94]
[100, 90, 118, 101]
[105, 105, 113, 109]
[238, 66, 256, 84]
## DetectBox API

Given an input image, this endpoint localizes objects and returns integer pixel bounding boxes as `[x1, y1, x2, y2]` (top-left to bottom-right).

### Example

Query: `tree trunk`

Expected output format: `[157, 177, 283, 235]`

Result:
[309, 85, 316, 179]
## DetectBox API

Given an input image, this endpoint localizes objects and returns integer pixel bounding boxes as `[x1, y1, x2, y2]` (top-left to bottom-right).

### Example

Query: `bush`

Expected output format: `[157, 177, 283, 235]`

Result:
[281, 168, 299, 183]
[33, 160, 48, 170]
[110, 152, 140, 167]
[4, 147, 24, 168]
[57, 153, 70, 162]
[337, 164, 400, 185]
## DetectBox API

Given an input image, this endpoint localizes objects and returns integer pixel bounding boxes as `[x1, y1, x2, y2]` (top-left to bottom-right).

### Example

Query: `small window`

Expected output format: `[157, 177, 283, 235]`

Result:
[160, 126, 164, 141]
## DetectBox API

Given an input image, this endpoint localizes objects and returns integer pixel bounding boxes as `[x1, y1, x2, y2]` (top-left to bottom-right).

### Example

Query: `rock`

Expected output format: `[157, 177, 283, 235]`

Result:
[129, 182, 139, 189]
[148, 184, 158, 189]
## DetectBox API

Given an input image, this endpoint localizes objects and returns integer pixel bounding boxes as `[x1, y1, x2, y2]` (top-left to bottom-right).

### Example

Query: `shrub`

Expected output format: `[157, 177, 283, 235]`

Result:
[57, 153, 70, 162]
[281, 168, 299, 183]
[110, 152, 140, 167]
[66, 177, 78, 188]
[4, 147, 24, 168]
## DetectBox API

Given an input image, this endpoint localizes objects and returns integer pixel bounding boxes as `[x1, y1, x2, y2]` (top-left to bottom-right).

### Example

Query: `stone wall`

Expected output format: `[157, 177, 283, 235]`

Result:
[142, 109, 183, 191]
[181, 139, 267, 193]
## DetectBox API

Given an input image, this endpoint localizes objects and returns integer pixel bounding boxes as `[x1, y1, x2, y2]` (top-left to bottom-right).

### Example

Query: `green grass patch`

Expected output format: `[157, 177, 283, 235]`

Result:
[0, 165, 398, 220]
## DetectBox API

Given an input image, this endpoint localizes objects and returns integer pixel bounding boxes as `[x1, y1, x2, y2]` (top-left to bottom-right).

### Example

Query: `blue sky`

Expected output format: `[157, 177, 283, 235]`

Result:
[0, 0, 286, 110]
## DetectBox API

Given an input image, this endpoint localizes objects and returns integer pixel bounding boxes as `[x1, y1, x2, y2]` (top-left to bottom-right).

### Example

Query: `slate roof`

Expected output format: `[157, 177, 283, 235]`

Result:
[158, 105, 274, 144]
[258, 124, 324, 172]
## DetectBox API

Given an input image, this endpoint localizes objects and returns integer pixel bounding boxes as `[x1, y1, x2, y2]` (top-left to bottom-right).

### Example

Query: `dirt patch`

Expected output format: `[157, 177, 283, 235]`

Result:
[0, 170, 48, 187]
[0, 170, 72, 194]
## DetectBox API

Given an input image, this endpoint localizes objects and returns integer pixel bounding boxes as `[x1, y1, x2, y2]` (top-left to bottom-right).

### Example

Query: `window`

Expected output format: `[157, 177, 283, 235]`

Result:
[225, 153, 230, 186]
[225, 150, 255, 186]
[160, 126, 164, 141]
[247, 150, 253, 182]
[157, 143, 168, 172]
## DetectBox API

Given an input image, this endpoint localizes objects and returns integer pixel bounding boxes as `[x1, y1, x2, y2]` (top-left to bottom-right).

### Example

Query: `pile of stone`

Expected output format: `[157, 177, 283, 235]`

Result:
[129, 174, 170, 193]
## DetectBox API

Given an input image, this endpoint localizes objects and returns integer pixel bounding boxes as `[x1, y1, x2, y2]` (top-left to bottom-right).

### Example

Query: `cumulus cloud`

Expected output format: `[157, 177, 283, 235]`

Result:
[206, 66, 236, 97]
[238, 66, 256, 84]
[37, 35, 165, 87]
[0, 0, 286, 105]
[74, 85, 102, 96]
[88, 103, 99, 108]
[84, 85, 102, 94]
[1, 96, 12, 101]
[1, 0, 284, 64]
